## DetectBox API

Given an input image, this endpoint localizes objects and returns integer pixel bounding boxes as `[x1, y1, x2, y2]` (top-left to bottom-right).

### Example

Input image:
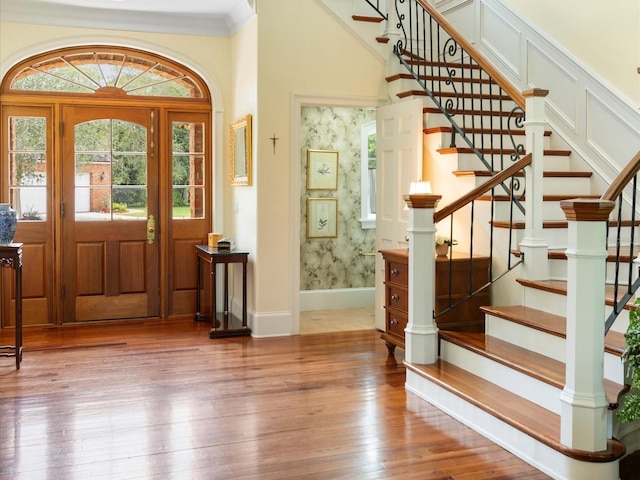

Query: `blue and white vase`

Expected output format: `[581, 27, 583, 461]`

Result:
[0, 204, 17, 245]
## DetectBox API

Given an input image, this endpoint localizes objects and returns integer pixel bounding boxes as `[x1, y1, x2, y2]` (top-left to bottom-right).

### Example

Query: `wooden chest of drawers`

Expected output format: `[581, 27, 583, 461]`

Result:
[379, 248, 490, 354]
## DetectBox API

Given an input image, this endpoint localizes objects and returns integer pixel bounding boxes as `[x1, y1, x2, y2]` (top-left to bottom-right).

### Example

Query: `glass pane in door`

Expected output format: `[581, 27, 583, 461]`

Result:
[74, 119, 147, 221]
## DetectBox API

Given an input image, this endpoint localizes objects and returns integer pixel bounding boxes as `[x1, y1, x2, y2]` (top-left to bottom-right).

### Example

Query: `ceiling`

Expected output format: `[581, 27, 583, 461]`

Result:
[0, 0, 256, 36]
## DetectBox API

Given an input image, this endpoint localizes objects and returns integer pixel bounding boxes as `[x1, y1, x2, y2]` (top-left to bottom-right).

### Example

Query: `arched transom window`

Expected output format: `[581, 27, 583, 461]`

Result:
[4, 46, 208, 99]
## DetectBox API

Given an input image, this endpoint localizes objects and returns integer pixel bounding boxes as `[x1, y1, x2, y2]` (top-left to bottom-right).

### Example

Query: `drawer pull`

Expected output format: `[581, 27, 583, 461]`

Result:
[391, 294, 399, 302]
[391, 268, 399, 276]
[390, 318, 398, 326]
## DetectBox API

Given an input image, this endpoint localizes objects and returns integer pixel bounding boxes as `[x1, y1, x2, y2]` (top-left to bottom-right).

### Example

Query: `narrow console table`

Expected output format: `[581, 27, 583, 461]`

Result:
[195, 245, 250, 338]
[0, 243, 23, 369]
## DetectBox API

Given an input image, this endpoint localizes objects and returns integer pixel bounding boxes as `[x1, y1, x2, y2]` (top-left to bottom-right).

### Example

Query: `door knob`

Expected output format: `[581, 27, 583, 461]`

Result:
[147, 215, 155, 244]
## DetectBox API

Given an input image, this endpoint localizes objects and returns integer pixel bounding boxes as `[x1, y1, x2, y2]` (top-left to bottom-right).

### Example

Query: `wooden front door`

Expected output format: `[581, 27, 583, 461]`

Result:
[61, 106, 159, 322]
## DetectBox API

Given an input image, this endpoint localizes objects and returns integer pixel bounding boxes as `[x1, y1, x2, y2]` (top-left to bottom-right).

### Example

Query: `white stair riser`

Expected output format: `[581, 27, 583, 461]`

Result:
[486, 313, 565, 362]
[449, 153, 571, 172]
[455, 174, 589, 196]
[440, 340, 562, 413]
[605, 354, 625, 385]
[605, 305, 630, 334]
[496, 224, 637, 249]
[474, 199, 561, 222]
[485, 313, 623, 384]
[520, 284, 565, 316]
[549, 258, 638, 284]
[424, 130, 552, 151]
[422, 94, 519, 115]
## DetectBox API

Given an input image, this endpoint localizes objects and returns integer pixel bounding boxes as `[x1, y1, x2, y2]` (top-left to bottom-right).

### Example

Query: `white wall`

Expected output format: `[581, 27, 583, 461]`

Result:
[228, 17, 258, 323]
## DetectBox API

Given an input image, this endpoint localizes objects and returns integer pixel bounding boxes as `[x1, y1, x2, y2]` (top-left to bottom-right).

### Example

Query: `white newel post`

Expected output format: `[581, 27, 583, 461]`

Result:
[520, 89, 550, 280]
[559, 199, 615, 451]
[404, 193, 441, 365]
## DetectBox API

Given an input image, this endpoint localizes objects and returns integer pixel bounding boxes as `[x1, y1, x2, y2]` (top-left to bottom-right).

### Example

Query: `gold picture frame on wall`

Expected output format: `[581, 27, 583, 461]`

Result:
[306, 197, 338, 238]
[230, 114, 252, 186]
[307, 149, 338, 190]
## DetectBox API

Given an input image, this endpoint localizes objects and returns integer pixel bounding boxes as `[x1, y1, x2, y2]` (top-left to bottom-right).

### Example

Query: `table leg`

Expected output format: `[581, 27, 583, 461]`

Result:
[210, 260, 217, 330]
[242, 261, 247, 329]
[223, 263, 229, 329]
[15, 261, 21, 369]
[195, 254, 202, 321]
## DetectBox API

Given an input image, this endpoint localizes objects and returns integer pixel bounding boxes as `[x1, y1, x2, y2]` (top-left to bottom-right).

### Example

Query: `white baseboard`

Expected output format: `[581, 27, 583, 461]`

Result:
[300, 287, 374, 311]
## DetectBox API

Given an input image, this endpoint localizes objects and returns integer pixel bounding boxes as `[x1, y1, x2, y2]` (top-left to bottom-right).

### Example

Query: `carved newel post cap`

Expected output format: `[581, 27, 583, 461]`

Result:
[560, 198, 615, 221]
[403, 194, 442, 209]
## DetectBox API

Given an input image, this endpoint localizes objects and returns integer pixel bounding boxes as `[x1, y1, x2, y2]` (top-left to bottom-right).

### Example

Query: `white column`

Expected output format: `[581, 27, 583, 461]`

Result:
[519, 88, 549, 280]
[559, 199, 615, 451]
[404, 193, 441, 365]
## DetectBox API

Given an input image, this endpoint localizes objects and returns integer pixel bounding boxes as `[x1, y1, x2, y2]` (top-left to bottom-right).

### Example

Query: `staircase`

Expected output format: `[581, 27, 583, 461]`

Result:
[345, 1, 639, 479]
[399, 71, 631, 480]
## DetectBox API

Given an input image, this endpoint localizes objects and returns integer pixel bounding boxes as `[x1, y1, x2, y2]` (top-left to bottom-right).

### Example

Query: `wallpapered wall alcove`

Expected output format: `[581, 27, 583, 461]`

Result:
[299, 106, 376, 292]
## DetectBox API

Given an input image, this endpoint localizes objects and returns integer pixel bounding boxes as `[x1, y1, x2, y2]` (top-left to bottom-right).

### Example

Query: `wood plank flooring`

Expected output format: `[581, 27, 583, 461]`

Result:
[1, 318, 553, 479]
[300, 307, 375, 334]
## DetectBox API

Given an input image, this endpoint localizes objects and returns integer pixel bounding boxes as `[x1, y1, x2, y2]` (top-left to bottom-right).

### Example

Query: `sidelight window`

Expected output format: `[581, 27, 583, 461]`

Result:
[172, 121, 205, 219]
[7, 116, 47, 221]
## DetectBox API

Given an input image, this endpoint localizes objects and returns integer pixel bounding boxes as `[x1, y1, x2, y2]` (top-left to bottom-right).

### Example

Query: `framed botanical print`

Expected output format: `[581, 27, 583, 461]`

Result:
[306, 197, 338, 238]
[307, 149, 338, 190]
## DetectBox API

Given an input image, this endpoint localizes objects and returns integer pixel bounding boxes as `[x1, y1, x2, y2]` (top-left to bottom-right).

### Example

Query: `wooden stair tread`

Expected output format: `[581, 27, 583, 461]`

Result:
[398, 57, 483, 70]
[454, 170, 590, 178]
[405, 359, 625, 462]
[510, 246, 637, 264]
[440, 330, 622, 405]
[480, 194, 597, 202]
[492, 220, 569, 229]
[547, 246, 639, 263]
[424, 107, 520, 118]
[351, 15, 383, 23]
[438, 147, 571, 156]
[492, 219, 639, 229]
[481, 304, 565, 336]
[480, 304, 625, 356]
[398, 89, 510, 101]
[388, 72, 498, 85]
[425, 125, 552, 137]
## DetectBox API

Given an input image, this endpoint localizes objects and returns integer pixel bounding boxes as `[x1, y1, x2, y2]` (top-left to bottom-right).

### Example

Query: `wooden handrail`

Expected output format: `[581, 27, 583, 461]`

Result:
[415, 0, 525, 109]
[601, 150, 640, 201]
[434, 154, 532, 223]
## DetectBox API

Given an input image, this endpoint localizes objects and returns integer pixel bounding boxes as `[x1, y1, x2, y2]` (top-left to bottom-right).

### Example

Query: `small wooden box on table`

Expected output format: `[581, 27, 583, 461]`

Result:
[195, 245, 250, 338]
[0, 243, 23, 369]
[380, 248, 489, 354]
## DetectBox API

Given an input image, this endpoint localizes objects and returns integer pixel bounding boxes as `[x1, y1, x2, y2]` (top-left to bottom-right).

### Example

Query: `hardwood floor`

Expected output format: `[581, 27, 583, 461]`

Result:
[300, 307, 375, 334]
[2, 318, 553, 478]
